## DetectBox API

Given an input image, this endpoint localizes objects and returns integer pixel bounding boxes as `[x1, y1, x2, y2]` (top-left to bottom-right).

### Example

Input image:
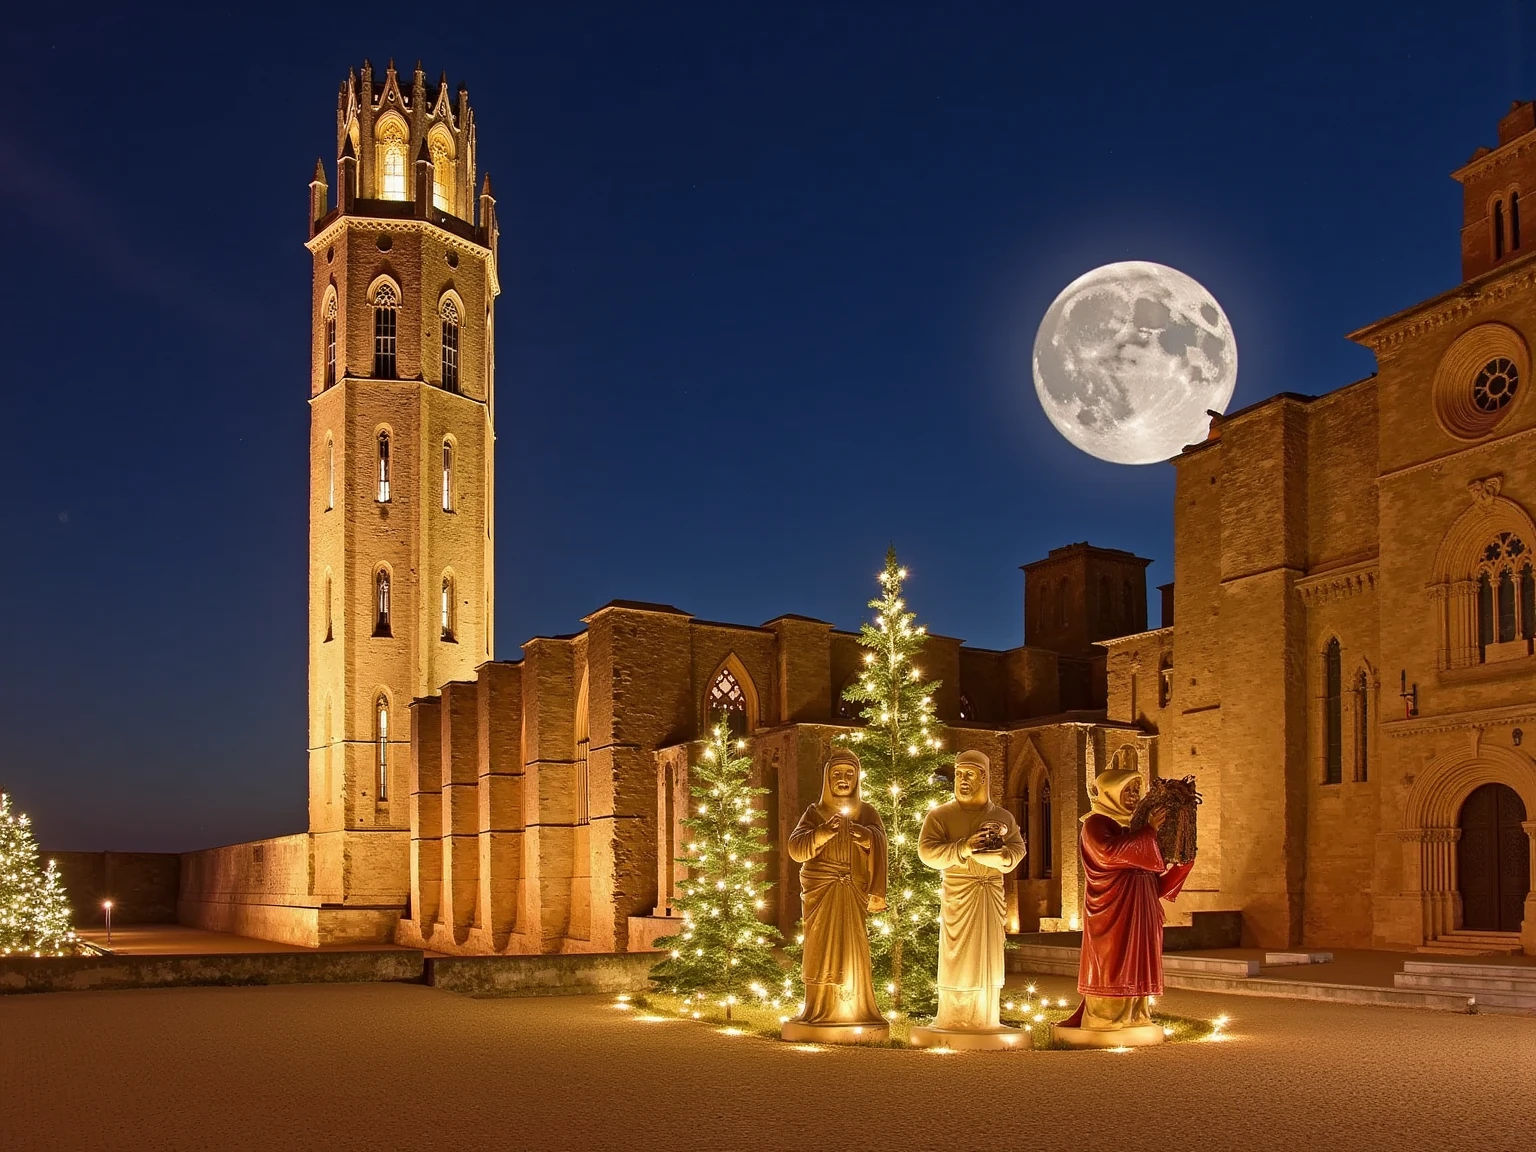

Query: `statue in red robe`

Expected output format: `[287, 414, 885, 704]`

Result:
[1064, 768, 1194, 1035]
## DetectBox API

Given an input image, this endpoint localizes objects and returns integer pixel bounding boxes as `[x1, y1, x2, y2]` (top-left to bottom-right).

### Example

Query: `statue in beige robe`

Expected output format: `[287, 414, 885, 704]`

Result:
[913, 750, 1027, 1046]
[781, 749, 890, 1043]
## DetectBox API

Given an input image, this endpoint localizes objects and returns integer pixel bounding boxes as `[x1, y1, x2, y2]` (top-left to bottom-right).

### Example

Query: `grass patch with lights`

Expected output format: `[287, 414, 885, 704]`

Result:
[614, 988, 1220, 1049]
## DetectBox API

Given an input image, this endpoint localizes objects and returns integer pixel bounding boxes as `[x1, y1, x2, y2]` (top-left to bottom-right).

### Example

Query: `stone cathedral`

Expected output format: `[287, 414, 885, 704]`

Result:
[180, 68, 1536, 961]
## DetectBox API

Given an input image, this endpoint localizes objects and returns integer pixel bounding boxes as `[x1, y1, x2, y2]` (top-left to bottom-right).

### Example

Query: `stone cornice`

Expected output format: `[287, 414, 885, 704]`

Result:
[1347, 255, 1536, 356]
[1296, 558, 1379, 605]
[1095, 626, 1174, 650]
[1384, 700, 1536, 739]
[306, 216, 500, 297]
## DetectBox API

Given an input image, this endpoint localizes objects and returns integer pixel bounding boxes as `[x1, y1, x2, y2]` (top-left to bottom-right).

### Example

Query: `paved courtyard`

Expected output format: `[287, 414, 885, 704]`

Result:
[2, 975, 1533, 1151]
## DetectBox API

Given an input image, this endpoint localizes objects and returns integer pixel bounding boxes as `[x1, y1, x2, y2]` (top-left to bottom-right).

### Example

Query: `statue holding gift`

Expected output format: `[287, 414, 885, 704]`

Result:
[911, 750, 1028, 1050]
[781, 749, 890, 1043]
[1055, 769, 1198, 1048]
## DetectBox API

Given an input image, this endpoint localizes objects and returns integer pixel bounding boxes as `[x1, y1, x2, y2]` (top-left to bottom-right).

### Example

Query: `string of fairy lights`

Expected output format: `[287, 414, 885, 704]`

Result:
[0, 792, 77, 958]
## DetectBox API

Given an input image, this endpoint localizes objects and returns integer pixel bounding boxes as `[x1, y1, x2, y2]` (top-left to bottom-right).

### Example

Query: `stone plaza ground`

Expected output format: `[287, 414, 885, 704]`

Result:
[2, 972, 1534, 1151]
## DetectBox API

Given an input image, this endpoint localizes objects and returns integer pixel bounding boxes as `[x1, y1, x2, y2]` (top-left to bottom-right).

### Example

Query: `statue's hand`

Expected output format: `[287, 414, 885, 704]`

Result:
[847, 822, 872, 847]
[969, 850, 1005, 870]
[1148, 807, 1169, 831]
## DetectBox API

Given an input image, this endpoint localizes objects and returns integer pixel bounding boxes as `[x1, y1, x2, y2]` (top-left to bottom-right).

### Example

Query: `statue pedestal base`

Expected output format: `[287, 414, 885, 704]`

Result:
[908, 1024, 1031, 1051]
[779, 1019, 890, 1045]
[1052, 1023, 1165, 1049]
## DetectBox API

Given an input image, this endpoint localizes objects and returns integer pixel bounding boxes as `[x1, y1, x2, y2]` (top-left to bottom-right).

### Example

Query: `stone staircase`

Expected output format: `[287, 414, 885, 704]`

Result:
[1395, 960, 1536, 1013]
[1415, 930, 1524, 956]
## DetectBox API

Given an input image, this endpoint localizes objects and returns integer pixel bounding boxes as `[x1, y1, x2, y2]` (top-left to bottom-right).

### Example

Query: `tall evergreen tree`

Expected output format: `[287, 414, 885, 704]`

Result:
[650, 721, 785, 1020]
[0, 792, 77, 956]
[836, 549, 952, 1014]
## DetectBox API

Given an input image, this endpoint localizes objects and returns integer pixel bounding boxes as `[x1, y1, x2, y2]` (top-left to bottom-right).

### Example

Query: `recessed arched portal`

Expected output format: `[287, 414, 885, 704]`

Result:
[1457, 783, 1530, 932]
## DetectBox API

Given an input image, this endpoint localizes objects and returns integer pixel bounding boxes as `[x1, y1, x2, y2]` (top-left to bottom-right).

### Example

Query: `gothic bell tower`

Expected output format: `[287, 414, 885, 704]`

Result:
[304, 60, 497, 934]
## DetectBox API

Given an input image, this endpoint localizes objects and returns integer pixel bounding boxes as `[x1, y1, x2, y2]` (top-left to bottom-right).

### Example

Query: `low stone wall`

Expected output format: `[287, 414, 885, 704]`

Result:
[178, 834, 319, 946]
[0, 950, 425, 996]
[427, 952, 655, 998]
[44, 851, 180, 925]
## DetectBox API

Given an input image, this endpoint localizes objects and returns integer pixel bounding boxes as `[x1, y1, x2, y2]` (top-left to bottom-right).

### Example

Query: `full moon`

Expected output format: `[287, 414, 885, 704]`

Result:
[1032, 261, 1237, 465]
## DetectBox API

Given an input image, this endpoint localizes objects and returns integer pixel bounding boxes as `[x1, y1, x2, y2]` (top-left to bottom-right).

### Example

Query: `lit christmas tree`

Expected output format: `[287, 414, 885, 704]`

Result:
[837, 549, 952, 1015]
[0, 792, 77, 957]
[650, 722, 786, 1020]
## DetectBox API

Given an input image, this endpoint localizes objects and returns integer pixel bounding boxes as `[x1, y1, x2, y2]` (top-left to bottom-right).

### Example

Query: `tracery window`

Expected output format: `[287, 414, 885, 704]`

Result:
[374, 567, 392, 637]
[431, 141, 453, 212]
[708, 667, 749, 736]
[325, 296, 337, 387]
[375, 695, 390, 799]
[440, 299, 460, 391]
[378, 119, 408, 201]
[376, 431, 391, 502]
[1473, 358, 1519, 415]
[1477, 532, 1535, 658]
[1323, 639, 1342, 785]
[372, 284, 397, 378]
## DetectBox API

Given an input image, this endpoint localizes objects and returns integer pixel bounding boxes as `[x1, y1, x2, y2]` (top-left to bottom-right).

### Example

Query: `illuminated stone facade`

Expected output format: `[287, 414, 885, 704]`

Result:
[1102, 101, 1536, 954]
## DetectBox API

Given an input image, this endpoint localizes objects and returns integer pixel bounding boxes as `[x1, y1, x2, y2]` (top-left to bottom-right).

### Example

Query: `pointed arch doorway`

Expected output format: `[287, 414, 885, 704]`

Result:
[1458, 783, 1530, 932]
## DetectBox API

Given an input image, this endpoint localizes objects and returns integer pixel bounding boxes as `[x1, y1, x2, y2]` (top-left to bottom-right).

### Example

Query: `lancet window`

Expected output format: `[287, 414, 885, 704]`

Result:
[324, 296, 337, 387]
[378, 119, 408, 201]
[440, 574, 456, 641]
[1323, 639, 1343, 785]
[375, 696, 390, 799]
[441, 439, 455, 512]
[374, 568, 392, 637]
[376, 431, 391, 502]
[1354, 670, 1369, 783]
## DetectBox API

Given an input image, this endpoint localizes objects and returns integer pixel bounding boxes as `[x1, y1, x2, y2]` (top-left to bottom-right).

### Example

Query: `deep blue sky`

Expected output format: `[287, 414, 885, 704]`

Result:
[1, 3, 1530, 850]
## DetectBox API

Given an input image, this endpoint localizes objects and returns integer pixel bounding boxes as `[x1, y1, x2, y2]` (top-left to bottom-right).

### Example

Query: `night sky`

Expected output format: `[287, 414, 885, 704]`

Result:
[2, 3, 1530, 851]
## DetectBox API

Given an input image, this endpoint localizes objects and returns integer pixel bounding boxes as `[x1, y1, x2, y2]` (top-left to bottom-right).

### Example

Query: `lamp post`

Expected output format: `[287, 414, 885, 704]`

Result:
[102, 900, 113, 944]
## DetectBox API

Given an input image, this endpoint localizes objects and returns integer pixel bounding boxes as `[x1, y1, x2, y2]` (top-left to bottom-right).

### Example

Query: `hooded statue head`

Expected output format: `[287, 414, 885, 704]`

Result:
[952, 749, 992, 809]
[818, 748, 865, 815]
[1087, 768, 1143, 826]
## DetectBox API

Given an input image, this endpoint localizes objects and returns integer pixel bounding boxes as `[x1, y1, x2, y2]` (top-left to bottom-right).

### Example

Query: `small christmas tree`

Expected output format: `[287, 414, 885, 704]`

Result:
[0, 792, 78, 957]
[837, 549, 953, 1015]
[650, 721, 786, 1020]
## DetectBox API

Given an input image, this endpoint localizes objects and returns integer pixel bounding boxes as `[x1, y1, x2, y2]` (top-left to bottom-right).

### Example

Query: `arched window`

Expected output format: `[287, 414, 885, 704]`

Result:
[1354, 670, 1369, 783]
[834, 673, 861, 720]
[708, 666, 749, 737]
[377, 118, 408, 201]
[958, 694, 974, 721]
[1040, 779, 1053, 879]
[372, 283, 397, 378]
[440, 573, 455, 641]
[324, 295, 337, 388]
[375, 695, 390, 799]
[431, 138, 454, 212]
[1323, 638, 1342, 785]
[1513, 191, 1523, 251]
[325, 435, 334, 510]
[440, 299, 460, 392]
[1476, 532, 1534, 658]
[1158, 655, 1173, 708]
[324, 570, 333, 642]
[374, 568, 392, 637]
[376, 431, 391, 502]
[1495, 199, 1506, 260]
[441, 439, 455, 511]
